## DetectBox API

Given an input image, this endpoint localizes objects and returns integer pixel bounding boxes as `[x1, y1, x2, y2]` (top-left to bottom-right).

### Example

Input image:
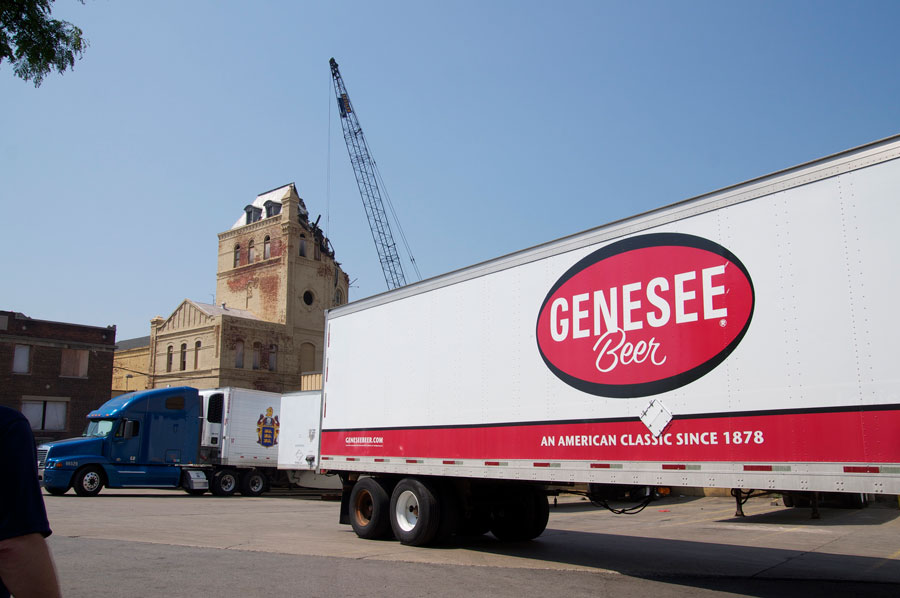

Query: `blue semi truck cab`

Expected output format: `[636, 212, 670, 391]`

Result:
[37, 387, 208, 496]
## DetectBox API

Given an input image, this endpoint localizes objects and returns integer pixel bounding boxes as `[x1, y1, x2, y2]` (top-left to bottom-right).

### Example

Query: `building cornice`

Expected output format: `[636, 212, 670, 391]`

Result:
[218, 217, 288, 241]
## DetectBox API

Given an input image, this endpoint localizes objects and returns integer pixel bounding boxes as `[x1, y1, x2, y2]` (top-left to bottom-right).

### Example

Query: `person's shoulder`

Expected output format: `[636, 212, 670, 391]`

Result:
[0, 405, 29, 434]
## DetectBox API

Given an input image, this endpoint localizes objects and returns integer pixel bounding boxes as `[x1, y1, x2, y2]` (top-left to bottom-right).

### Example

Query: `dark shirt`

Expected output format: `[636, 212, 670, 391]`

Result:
[0, 406, 53, 598]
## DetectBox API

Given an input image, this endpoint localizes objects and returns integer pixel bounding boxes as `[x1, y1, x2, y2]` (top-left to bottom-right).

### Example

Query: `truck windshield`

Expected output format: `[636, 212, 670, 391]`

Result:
[83, 419, 116, 438]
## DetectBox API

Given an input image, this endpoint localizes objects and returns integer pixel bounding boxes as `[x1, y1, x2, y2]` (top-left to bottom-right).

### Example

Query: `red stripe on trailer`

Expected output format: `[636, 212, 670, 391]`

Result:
[485, 461, 500, 466]
[744, 465, 773, 471]
[442, 460, 457, 465]
[406, 459, 420, 464]
[321, 408, 900, 464]
[662, 464, 686, 470]
[590, 463, 612, 469]
[533, 462, 550, 467]
[374, 458, 386, 463]
[844, 466, 880, 473]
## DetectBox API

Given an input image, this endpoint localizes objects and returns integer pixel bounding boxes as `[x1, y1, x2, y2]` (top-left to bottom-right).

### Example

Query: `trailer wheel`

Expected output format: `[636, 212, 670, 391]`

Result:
[240, 470, 267, 497]
[390, 478, 441, 546]
[211, 470, 238, 496]
[45, 486, 68, 496]
[349, 477, 392, 539]
[73, 466, 104, 497]
[490, 486, 549, 542]
[843, 493, 868, 509]
[457, 506, 492, 537]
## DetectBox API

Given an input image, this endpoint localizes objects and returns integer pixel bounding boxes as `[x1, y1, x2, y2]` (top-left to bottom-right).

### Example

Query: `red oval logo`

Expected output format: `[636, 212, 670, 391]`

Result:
[536, 233, 754, 398]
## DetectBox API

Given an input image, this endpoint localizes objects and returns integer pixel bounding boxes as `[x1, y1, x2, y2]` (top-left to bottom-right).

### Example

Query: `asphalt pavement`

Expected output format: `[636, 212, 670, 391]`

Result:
[42, 489, 900, 597]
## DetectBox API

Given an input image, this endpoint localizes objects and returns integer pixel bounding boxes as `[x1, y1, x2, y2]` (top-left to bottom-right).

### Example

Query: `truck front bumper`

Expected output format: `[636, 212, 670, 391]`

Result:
[41, 466, 75, 490]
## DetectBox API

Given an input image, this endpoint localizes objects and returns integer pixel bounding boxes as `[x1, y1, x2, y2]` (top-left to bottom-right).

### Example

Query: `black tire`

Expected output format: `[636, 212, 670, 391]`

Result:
[349, 477, 392, 539]
[240, 470, 267, 497]
[73, 466, 104, 497]
[45, 486, 68, 496]
[211, 470, 238, 496]
[490, 486, 549, 542]
[389, 478, 441, 546]
[843, 492, 868, 509]
[781, 493, 794, 508]
[434, 483, 461, 544]
[457, 506, 492, 537]
[181, 471, 207, 496]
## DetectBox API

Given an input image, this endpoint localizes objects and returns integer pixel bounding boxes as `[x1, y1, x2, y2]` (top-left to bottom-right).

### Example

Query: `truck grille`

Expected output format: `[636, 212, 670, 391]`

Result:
[37, 448, 48, 468]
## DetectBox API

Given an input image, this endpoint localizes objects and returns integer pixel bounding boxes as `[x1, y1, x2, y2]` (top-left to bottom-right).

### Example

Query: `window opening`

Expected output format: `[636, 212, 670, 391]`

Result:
[264, 236, 271, 259]
[248, 240, 256, 263]
[13, 344, 31, 373]
[165, 396, 185, 410]
[166, 346, 173, 372]
[252, 342, 261, 370]
[22, 399, 67, 431]
[233, 244, 241, 268]
[194, 341, 201, 369]
[60, 348, 89, 377]
[235, 340, 244, 368]
[180, 343, 187, 371]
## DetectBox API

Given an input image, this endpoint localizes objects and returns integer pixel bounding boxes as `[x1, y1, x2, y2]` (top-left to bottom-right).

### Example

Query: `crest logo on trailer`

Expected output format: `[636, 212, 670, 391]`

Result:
[536, 233, 754, 398]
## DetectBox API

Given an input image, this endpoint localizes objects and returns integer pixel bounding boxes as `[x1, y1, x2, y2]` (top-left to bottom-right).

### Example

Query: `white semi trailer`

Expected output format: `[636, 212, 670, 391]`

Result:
[305, 135, 900, 546]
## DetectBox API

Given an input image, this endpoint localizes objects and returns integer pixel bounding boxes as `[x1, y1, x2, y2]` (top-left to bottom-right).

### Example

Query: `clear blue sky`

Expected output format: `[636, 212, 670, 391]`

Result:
[3, 0, 899, 341]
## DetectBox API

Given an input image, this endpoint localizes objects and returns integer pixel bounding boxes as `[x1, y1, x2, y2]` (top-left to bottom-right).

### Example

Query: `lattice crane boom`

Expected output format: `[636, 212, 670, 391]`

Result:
[330, 57, 408, 290]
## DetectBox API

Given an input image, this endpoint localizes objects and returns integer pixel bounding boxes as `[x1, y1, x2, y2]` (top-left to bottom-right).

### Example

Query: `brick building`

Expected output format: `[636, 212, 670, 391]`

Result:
[0, 310, 116, 443]
[111, 183, 349, 394]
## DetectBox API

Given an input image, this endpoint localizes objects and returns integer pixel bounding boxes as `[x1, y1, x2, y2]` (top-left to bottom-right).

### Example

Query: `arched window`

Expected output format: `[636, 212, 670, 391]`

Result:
[299, 235, 307, 258]
[166, 346, 174, 373]
[263, 236, 271, 259]
[234, 340, 244, 369]
[233, 244, 241, 268]
[248, 240, 256, 263]
[179, 343, 187, 371]
[252, 342, 262, 370]
[268, 344, 277, 371]
[300, 342, 316, 373]
[334, 288, 343, 306]
[194, 340, 201, 369]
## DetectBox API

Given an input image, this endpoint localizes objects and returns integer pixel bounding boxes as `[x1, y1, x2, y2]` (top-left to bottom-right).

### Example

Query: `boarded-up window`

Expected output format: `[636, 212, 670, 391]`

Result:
[300, 342, 316, 373]
[60, 349, 89, 377]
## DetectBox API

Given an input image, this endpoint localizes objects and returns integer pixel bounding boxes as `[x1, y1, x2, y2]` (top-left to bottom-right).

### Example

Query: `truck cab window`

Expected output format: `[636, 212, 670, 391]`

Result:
[165, 396, 185, 410]
[115, 419, 139, 438]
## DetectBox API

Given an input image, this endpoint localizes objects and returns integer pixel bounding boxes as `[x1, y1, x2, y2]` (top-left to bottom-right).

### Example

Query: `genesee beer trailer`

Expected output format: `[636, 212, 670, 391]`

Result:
[313, 135, 900, 546]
